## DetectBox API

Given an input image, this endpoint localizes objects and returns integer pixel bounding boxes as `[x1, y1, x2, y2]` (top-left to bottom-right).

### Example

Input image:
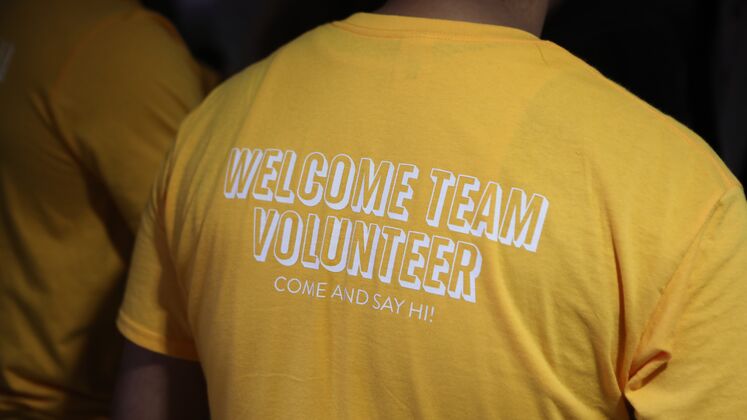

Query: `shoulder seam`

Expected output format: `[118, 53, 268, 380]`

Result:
[46, 8, 142, 164]
[540, 42, 737, 188]
[626, 183, 742, 389]
[46, 8, 190, 171]
[50, 9, 140, 107]
[588, 69, 736, 188]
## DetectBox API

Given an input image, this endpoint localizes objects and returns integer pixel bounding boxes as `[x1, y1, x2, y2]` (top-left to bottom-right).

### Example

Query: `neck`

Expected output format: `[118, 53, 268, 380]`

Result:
[376, 0, 549, 37]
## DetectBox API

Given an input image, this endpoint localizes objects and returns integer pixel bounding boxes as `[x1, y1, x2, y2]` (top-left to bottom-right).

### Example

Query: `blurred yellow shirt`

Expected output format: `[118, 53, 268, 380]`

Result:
[0, 0, 214, 417]
[119, 13, 747, 419]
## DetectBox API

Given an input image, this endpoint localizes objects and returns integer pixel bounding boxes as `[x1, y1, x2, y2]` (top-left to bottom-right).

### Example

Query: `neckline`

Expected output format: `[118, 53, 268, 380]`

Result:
[333, 12, 540, 42]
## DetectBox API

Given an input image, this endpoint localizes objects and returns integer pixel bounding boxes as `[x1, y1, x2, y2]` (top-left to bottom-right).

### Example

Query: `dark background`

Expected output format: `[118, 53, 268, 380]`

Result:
[143, 0, 747, 184]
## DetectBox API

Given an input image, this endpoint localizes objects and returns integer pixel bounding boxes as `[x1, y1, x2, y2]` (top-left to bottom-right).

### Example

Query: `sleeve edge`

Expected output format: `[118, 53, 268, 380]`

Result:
[117, 310, 199, 362]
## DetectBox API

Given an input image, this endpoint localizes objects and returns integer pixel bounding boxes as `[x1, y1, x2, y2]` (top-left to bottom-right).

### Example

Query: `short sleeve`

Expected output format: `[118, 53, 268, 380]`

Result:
[51, 10, 210, 231]
[625, 186, 747, 419]
[116, 151, 198, 361]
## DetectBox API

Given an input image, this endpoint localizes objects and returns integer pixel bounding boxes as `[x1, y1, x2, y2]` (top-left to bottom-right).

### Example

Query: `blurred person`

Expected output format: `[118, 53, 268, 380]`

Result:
[0, 0, 215, 417]
[114, 0, 747, 418]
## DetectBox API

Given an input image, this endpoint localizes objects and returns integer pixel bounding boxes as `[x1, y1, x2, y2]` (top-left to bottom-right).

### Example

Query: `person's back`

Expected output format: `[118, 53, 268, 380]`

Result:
[0, 0, 213, 416]
[115, 2, 747, 418]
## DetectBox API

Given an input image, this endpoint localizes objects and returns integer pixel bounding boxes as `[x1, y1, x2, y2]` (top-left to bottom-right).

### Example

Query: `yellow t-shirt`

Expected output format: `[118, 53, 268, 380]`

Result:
[118, 13, 747, 419]
[0, 0, 214, 417]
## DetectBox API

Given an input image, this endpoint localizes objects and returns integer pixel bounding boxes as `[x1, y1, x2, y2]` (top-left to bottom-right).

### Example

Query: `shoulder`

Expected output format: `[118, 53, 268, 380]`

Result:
[52, 0, 204, 104]
[51, 2, 207, 131]
[177, 56, 276, 141]
[536, 41, 738, 193]
[61, 6, 199, 87]
[529, 42, 742, 277]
